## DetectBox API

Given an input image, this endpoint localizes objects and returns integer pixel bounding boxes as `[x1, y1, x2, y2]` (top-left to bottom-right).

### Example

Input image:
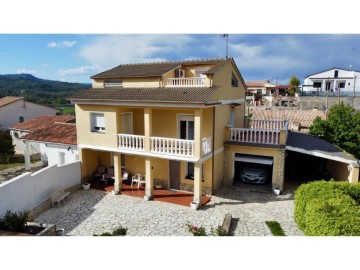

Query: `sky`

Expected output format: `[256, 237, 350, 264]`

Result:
[1, 34, 360, 85]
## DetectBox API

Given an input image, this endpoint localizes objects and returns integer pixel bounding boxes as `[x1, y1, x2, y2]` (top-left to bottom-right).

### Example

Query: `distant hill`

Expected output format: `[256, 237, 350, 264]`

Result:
[0, 74, 91, 105]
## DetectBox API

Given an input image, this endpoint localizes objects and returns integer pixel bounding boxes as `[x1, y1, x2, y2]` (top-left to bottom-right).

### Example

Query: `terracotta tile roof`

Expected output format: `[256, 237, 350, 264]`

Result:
[0, 96, 24, 107]
[69, 87, 220, 104]
[251, 109, 326, 133]
[21, 122, 77, 145]
[10, 115, 75, 132]
[287, 131, 357, 162]
[246, 82, 266, 87]
[91, 58, 230, 79]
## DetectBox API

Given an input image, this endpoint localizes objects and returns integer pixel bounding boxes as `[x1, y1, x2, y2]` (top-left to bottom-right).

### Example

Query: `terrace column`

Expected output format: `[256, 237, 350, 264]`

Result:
[24, 141, 31, 171]
[194, 109, 203, 160]
[144, 157, 154, 201]
[348, 163, 359, 184]
[78, 147, 88, 183]
[144, 108, 152, 152]
[113, 153, 122, 194]
[192, 162, 203, 209]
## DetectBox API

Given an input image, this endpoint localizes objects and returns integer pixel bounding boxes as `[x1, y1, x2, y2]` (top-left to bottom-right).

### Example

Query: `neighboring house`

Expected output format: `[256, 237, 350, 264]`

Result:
[251, 109, 326, 133]
[9, 115, 75, 157]
[302, 68, 360, 94]
[246, 81, 276, 106]
[20, 122, 78, 168]
[69, 58, 358, 209]
[0, 96, 59, 130]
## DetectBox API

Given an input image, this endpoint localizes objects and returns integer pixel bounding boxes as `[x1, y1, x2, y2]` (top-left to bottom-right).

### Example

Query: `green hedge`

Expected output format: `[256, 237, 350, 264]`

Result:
[294, 180, 360, 236]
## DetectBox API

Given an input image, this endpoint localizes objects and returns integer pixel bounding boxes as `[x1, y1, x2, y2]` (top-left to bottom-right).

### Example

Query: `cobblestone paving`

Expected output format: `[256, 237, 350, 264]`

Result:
[34, 189, 223, 236]
[34, 183, 303, 236]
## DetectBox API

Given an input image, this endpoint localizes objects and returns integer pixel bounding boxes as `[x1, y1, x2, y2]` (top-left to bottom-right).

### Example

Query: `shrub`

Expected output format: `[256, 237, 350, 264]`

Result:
[210, 226, 228, 236]
[294, 180, 360, 236]
[265, 221, 285, 236]
[99, 232, 112, 236]
[186, 224, 207, 236]
[1, 210, 29, 232]
[112, 226, 128, 236]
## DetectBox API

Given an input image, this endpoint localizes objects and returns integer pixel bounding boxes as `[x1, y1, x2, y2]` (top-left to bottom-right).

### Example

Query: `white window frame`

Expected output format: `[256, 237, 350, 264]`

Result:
[185, 162, 204, 181]
[177, 114, 194, 140]
[104, 80, 123, 87]
[120, 112, 133, 134]
[90, 113, 105, 133]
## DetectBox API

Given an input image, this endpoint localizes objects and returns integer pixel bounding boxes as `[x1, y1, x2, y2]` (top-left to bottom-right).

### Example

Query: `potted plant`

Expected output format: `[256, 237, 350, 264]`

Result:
[82, 183, 90, 190]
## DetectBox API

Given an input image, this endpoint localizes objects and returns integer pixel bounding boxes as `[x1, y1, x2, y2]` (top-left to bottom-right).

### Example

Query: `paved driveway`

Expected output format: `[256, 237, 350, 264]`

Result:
[34, 185, 303, 236]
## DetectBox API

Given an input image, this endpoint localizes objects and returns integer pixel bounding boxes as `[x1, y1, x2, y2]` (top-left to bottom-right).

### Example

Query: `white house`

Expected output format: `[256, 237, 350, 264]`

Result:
[9, 115, 75, 155]
[0, 96, 59, 130]
[20, 121, 78, 169]
[303, 68, 360, 94]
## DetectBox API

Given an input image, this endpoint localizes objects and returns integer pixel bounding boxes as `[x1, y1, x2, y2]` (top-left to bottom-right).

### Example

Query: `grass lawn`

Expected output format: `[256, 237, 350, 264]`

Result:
[265, 221, 286, 236]
[55, 106, 75, 115]
[0, 163, 24, 171]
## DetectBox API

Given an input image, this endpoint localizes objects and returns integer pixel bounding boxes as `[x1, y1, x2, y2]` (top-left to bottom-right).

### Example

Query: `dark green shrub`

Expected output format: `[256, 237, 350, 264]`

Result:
[265, 221, 285, 236]
[211, 226, 228, 236]
[2, 210, 29, 232]
[294, 180, 360, 236]
[99, 232, 112, 236]
[112, 226, 128, 236]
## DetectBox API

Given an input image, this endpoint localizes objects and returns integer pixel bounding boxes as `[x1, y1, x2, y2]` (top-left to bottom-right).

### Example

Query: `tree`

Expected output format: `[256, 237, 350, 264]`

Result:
[287, 76, 300, 96]
[309, 103, 360, 159]
[0, 131, 15, 163]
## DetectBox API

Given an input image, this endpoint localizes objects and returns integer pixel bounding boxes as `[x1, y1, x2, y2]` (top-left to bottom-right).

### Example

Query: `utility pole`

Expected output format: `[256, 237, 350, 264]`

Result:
[223, 34, 229, 58]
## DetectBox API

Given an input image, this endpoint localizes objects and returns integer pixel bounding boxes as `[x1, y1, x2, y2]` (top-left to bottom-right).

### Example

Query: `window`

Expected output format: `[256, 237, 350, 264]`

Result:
[90, 113, 105, 132]
[120, 112, 133, 134]
[19, 116, 24, 123]
[59, 152, 65, 165]
[179, 115, 194, 140]
[338, 82, 345, 88]
[231, 72, 238, 87]
[326, 82, 331, 91]
[186, 163, 204, 181]
[313, 82, 322, 88]
[104, 80, 123, 87]
[121, 154, 126, 167]
[334, 70, 338, 78]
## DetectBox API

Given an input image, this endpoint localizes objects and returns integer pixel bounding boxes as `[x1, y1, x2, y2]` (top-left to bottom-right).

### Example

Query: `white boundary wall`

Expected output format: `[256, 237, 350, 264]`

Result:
[0, 161, 81, 217]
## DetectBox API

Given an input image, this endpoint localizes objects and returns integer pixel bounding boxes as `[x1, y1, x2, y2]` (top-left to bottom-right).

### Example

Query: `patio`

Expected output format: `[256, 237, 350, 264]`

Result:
[88, 178, 211, 207]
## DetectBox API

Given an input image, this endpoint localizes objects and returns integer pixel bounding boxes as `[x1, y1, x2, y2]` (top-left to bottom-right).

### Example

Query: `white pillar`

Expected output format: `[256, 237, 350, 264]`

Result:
[191, 162, 203, 209]
[144, 157, 154, 201]
[113, 153, 122, 194]
[24, 141, 31, 171]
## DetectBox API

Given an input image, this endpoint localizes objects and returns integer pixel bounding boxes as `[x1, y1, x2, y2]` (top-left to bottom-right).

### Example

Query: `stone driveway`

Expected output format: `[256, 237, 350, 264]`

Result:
[34, 184, 303, 236]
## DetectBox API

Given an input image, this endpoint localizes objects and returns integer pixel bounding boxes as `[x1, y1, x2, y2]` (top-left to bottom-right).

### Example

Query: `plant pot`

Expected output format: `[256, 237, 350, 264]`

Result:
[273, 188, 281, 196]
[83, 183, 90, 190]
[190, 201, 199, 210]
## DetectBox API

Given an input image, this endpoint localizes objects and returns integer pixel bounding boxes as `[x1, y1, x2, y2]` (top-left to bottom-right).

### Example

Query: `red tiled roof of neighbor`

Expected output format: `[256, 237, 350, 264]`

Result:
[0, 96, 24, 107]
[276, 85, 292, 89]
[21, 122, 77, 145]
[246, 82, 266, 87]
[252, 109, 326, 133]
[10, 115, 75, 132]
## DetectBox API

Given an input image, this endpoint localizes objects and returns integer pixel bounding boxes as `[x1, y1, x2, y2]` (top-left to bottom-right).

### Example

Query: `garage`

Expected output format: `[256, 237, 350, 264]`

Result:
[233, 154, 274, 188]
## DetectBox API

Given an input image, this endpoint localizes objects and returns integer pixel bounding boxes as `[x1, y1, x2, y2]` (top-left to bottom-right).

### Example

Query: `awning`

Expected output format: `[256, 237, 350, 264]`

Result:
[234, 154, 273, 165]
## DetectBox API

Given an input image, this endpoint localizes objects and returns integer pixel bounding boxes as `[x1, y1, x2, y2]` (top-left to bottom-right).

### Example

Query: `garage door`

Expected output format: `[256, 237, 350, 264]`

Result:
[234, 154, 273, 165]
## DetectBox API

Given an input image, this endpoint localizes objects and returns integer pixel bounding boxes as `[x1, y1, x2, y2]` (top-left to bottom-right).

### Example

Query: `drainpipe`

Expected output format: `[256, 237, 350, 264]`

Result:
[211, 106, 215, 194]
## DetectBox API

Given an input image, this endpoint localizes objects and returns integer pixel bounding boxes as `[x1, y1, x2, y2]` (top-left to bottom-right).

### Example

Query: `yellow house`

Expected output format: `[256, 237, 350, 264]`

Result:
[69, 58, 312, 209]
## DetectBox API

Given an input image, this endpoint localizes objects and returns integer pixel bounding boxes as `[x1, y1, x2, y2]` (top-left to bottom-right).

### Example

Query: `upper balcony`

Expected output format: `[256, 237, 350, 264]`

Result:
[118, 134, 212, 161]
[225, 120, 288, 146]
[163, 77, 206, 87]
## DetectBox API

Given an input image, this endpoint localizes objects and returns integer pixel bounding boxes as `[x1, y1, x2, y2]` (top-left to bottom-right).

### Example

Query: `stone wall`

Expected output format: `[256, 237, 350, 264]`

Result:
[276, 150, 286, 191]
[180, 183, 212, 196]
[299, 96, 360, 110]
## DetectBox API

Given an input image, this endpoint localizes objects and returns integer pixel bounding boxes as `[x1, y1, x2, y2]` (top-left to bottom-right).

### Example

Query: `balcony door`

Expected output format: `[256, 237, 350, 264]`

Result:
[120, 112, 133, 134]
[178, 115, 194, 140]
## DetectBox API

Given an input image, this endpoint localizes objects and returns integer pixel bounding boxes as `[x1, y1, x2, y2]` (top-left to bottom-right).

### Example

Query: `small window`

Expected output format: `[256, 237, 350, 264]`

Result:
[231, 73, 239, 87]
[334, 70, 338, 78]
[90, 113, 105, 132]
[14, 132, 20, 139]
[338, 82, 345, 88]
[313, 82, 322, 88]
[104, 80, 123, 87]
[19, 116, 24, 123]
[186, 163, 204, 181]
[59, 152, 65, 165]
[121, 154, 125, 167]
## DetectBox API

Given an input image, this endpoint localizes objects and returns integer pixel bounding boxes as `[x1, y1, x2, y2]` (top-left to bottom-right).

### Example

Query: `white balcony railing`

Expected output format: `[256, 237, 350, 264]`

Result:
[250, 120, 287, 131]
[151, 137, 194, 157]
[118, 134, 145, 151]
[164, 77, 205, 87]
[230, 128, 280, 145]
[202, 136, 212, 157]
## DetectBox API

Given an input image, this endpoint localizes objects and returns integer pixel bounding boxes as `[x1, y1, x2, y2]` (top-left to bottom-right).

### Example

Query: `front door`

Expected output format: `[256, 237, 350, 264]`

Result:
[169, 160, 180, 190]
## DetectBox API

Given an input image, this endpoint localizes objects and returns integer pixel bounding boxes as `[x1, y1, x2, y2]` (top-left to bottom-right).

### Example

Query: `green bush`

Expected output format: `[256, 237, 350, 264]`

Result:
[1, 210, 29, 232]
[112, 226, 128, 236]
[294, 180, 360, 236]
[265, 221, 285, 236]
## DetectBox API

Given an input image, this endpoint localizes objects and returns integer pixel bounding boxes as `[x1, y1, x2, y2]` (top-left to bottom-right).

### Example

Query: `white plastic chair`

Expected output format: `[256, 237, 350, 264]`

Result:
[138, 175, 146, 188]
[131, 173, 143, 188]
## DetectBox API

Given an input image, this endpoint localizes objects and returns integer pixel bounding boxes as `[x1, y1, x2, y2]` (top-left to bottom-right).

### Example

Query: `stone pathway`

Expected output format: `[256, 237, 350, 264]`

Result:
[34, 184, 303, 236]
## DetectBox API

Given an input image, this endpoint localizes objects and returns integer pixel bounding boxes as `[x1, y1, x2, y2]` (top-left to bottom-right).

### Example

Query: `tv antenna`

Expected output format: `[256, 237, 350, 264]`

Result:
[223, 34, 229, 58]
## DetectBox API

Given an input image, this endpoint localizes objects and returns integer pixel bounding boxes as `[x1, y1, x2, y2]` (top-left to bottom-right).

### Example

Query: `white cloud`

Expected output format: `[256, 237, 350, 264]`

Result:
[47, 40, 76, 48]
[58, 66, 96, 76]
[16, 68, 39, 75]
[41, 64, 49, 68]
[78, 34, 194, 70]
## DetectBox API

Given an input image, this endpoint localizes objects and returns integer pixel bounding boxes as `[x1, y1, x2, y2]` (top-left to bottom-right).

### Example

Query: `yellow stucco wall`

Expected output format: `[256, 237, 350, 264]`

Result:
[326, 160, 349, 181]
[213, 150, 224, 191]
[92, 77, 160, 88]
[214, 105, 230, 150]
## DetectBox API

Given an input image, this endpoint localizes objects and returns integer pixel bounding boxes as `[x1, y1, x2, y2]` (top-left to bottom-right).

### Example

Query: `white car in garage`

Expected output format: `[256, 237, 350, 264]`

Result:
[240, 166, 268, 184]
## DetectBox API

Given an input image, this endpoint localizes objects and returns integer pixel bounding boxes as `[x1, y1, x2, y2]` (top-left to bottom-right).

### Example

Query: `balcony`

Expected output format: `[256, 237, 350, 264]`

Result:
[163, 77, 205, 87]
[226, 120, 288, 146]
[118, 134, 212, 160]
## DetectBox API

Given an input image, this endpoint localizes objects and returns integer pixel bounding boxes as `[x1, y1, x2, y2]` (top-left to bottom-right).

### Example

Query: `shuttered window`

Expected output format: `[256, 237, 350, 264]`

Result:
[91, 113, 105, 132]
[120, 112, 133, 134]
